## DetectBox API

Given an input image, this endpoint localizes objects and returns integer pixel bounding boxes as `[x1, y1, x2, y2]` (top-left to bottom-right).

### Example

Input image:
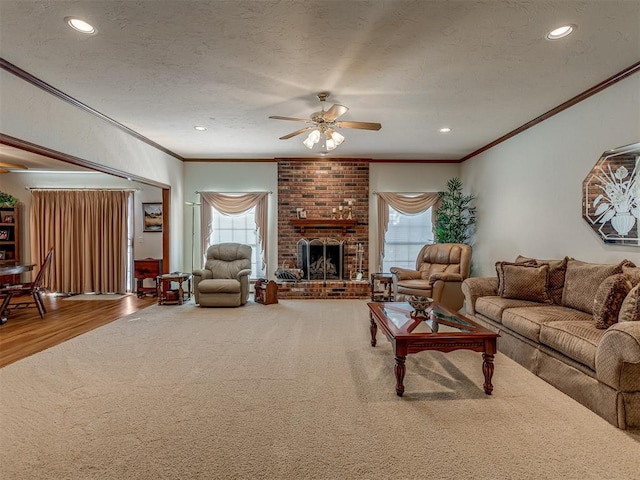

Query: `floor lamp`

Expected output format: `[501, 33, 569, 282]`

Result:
[185, 201, 201, 294]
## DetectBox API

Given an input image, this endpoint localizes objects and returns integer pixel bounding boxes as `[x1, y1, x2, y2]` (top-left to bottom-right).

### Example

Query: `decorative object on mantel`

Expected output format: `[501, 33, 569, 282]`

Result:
[583, 142, 639, 246]
[0, 191, 18, 207]
[434, 177, 476, 244]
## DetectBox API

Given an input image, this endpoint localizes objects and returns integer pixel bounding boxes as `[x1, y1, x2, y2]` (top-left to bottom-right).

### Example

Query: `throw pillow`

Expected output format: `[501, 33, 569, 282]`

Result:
[496, 259, 536, 296]
[622, 265, 640, 287]
[516, 256, 568, 305]
[593, 274, 633, 329]
[562, 260, 628, 314]
[618, 284, 640, 322]
[500, 263, 552, 303]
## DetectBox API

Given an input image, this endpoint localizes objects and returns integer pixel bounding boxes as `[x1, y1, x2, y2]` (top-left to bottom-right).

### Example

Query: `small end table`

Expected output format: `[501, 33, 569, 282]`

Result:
[156, 273, 192, 305]
[370, 273, 394, 302]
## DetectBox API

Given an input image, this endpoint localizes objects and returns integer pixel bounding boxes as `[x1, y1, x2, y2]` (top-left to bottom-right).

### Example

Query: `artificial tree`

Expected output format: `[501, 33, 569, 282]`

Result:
[434, 177, 476, 244]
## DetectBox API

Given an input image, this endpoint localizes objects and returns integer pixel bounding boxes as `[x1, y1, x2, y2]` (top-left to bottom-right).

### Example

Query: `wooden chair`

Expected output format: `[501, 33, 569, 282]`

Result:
[0, 247, 54, 321]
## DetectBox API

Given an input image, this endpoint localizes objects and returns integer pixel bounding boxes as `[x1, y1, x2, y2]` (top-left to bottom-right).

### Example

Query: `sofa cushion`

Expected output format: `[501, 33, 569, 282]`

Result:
[475, 296, 547, 323]
[622, 265, 640, 286]
[496, 259, 535, 296]
[619, 284, 640, 322]
[517, 256, 568, 304]
[594, 274, 633, 329]
[539, 320, 605, 370]
[502, 305, 591, 343]
[562, 260, 627, 314]
[500, 263, 552, 303]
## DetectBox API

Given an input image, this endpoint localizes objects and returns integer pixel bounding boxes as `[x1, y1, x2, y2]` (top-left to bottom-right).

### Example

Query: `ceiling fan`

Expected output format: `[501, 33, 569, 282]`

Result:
[269, 92, 381, 152]
[0, 161, 28, 173]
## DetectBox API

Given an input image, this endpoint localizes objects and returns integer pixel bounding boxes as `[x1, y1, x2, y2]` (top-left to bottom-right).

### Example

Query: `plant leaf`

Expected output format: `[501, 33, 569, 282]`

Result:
[599, 209, 616, 223]
[594, 203, 610, 216]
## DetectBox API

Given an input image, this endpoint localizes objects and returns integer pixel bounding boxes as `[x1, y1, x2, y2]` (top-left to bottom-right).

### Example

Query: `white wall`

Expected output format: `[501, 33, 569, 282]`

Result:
[183, 162, 279, 276]
[461, 73, 640, 276]
[369, 162, 461, 273]
[0, 69, 185, 271]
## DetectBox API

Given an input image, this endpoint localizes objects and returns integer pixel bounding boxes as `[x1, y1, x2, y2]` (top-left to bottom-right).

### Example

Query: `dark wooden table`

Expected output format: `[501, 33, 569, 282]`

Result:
[368, 301, 499, 397]
[156, 273, 192, 305]
[370, 272, 394, 302]
[0, 264, 35, 324]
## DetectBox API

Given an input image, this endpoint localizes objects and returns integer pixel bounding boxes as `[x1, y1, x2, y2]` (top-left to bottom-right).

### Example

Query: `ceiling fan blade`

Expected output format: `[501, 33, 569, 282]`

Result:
[335, 121, 382, 131]
[0, 168, 9, 174]
[0, 161, 27, 170]
[269, 115, 312, 124]
[279, 126, 315, 140]
[322, 104, 348, 122]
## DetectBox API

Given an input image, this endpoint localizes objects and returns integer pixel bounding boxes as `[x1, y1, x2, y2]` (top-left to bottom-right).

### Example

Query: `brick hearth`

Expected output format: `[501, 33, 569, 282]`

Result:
[277, 159, 369, 298]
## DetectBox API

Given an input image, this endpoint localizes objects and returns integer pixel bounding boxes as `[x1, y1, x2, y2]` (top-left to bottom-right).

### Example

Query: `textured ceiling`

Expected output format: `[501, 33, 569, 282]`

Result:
[0, 0, 639, 163]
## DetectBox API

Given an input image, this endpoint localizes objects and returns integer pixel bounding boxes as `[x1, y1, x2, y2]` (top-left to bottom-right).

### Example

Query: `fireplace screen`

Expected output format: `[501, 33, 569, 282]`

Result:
[297, 238, 345, 280]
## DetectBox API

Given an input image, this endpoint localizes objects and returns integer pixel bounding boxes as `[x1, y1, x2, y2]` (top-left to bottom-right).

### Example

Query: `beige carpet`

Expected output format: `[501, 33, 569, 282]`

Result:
[63, 293, 128, 301]
[0, 300, 638, 479]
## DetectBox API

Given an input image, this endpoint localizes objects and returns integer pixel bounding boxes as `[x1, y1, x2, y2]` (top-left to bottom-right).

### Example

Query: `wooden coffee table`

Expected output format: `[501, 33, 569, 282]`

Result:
[368, 301, 499, 397]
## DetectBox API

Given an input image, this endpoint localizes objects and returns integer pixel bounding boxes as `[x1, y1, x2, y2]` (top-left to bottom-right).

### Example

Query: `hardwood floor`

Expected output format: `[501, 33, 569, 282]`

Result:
[0, 294, 156, 368]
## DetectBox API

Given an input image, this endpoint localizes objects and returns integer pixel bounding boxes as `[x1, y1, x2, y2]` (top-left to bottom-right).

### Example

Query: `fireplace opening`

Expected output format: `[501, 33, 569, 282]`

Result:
[297, 238, 345, 280]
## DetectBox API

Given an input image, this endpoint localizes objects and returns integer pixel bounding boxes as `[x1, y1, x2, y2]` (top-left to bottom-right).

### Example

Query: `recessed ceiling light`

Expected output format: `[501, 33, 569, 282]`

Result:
[65, 17, 96, 34]
[439, 127, 452, 133]
[194, 126, 207, 131]
[546, 25, 576, 40]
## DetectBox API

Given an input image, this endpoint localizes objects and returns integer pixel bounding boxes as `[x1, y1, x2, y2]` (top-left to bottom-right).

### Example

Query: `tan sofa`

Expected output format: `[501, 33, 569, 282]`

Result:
[462, 257, 640, 430]
[193, 243, 252, 307]
[390, 243, 471, 311]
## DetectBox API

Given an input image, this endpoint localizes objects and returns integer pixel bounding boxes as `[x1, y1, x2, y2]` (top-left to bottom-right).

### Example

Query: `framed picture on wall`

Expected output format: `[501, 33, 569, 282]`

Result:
[142, 203, 163, 232]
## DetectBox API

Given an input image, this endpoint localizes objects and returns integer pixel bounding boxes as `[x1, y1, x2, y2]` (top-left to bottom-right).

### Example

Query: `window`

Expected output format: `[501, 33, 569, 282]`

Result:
[382, 206, 433, 272]
[211, 207, 264, 278]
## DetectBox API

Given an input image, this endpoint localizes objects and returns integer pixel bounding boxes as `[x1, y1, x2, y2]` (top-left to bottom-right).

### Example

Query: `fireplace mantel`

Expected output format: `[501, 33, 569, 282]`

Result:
[291, 219, 357, 235]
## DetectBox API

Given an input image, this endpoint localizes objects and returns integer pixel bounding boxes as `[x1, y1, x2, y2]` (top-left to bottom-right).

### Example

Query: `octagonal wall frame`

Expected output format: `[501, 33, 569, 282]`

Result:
[583, 142, 640, 246]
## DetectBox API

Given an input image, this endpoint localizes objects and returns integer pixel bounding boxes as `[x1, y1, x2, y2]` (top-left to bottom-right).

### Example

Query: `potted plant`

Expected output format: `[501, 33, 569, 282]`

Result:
[0, 191, 18, 207]
[434, 177, 476, 244]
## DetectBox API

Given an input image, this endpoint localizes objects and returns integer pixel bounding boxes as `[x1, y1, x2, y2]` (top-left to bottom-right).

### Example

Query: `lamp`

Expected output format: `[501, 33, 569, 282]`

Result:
[303, 127, 345, 152]
[185, 201, 201, 294]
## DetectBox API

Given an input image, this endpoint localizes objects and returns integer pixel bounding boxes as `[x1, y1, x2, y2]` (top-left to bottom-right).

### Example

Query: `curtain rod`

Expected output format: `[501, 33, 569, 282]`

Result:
[25, 187, 140, 191]
[373, 191, 436, 195]
[195, 190, 273, 194]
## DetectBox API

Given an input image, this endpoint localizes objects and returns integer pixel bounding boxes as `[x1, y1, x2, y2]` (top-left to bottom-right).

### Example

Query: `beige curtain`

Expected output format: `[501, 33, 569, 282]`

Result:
[376, 192, 440, 268]
[30, 190, 131, 294]
[199, 192, 269, 271]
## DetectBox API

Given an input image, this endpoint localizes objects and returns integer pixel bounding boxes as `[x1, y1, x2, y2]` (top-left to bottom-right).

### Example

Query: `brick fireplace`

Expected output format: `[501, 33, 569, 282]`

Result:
[277, 159, 370, 298]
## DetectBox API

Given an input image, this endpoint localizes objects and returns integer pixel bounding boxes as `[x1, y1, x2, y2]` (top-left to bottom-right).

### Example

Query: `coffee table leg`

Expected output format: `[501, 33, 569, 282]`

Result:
[394, 355, 406, 396]
[482, 353, 495, 395]
[369, 314, 377, 347]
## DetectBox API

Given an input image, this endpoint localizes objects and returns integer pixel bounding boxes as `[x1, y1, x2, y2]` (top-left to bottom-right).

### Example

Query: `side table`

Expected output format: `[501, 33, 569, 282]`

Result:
[370, 273, 394, 302]
[157, 273, 192, 305]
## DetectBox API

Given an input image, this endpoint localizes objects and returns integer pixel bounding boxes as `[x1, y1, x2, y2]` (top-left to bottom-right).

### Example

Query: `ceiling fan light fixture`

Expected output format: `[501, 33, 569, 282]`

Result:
[309, 129, 321, 144]
[303, 135, 316, 149]
[326, 137, 336, 151]
[329, 130, 345, 146]
[65, 17, 96, 34]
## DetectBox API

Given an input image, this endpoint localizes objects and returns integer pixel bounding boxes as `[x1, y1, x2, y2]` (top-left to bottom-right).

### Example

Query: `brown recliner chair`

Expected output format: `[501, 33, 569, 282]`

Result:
[390, 243, 472, 311]
[193, 243, 252, 307]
